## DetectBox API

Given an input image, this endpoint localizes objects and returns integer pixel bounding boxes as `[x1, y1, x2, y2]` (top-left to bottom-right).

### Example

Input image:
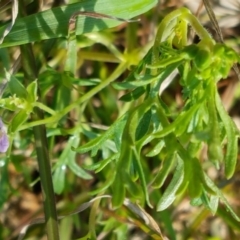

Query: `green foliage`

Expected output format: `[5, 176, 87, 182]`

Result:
[75, 7, 240, 220]
[1, 1, 240, 239]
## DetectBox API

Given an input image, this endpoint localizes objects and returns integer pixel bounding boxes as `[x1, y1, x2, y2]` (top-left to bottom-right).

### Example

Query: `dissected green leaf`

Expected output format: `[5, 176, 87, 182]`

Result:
[74, 134, 102, 154]
[74, 114, 127, 155]
[157, 157, 184, 211]
[152, 152, 176, 189]
[68, 158, 92, 180]
[208, 195, 219, 215]
[113, 74, 159, 90]
[198, 191, 219, 215]
[67, 136, 92, 180]
[204, 174, 240, 222]
[174, 103, 202, 137]
[135, 108, 152, 141]
[119, 86, 145, 102]
[83, 153, 119, 172]
[146, 140, 164, 157]
[215, 92, 239, 178]
[152, 101, 202, 139]
[53, 135, 92, 194]
[190, 192, 219, 216]
[113, 114, 129, 151]
[132, 147, 152, 208]
[151, 104, 164, 133]
[122, 170, 143, 198]
[127, 98, 152, 143]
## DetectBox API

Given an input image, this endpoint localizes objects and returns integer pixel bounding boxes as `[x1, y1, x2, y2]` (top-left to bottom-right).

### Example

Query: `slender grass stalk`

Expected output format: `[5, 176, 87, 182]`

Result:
[18, 2, 60, 240]
[20, 43, 60, 240]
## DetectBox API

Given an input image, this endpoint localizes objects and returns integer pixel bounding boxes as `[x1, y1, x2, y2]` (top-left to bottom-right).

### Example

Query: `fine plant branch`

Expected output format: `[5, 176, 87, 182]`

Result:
[30, 111, 60, 240]
[18, 3, 60, 240]
[202, 0, 224, 42]
[18, 61, 128, 131]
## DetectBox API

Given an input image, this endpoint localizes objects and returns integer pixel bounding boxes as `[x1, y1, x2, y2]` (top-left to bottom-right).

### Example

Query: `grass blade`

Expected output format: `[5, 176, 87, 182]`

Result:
[0, 0, 157, 48]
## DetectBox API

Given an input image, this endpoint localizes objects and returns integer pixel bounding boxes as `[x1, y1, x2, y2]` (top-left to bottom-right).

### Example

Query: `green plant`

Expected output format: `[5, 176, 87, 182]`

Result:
[76, 6, 240, 215]
[1, 1, 240, 239]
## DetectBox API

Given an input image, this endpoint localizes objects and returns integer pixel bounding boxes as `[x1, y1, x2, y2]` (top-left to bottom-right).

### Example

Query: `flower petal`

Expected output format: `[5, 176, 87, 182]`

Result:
[0, 118, 9, 153]
[0, 132, 9, 153]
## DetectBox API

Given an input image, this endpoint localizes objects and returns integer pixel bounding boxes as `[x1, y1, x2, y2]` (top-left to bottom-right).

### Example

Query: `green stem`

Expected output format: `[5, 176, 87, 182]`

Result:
[33, 102, 56, 115]
[182, 12, 212, 40]
[207, 82, 223, 168]
[151, 7, 214, 73]
[126, 21, 138, 52]
[89, 198, 101, 239]
[154, 8, 190, 46]
[154, 7, 212, 48]
[19, 3, 60, 240]
[79, 51, 120, 63]
[19, 61, 128, 131]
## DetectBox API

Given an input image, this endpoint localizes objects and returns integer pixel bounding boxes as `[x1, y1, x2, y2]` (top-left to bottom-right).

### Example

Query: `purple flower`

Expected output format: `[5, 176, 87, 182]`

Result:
[0, 118, 9, 153]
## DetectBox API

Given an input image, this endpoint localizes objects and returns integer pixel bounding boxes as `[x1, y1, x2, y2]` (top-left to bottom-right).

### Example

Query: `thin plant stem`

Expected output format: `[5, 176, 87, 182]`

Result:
[19, 61, 128, 131]
[202, 0, 224, 42]
[18, 2, 60, 240]
[33, 102, 56, 115]
[20, 45, 60, 240]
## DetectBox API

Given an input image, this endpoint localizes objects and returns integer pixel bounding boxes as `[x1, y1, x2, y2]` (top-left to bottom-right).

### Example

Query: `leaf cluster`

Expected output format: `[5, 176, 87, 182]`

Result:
[75, 8, 240, 222]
